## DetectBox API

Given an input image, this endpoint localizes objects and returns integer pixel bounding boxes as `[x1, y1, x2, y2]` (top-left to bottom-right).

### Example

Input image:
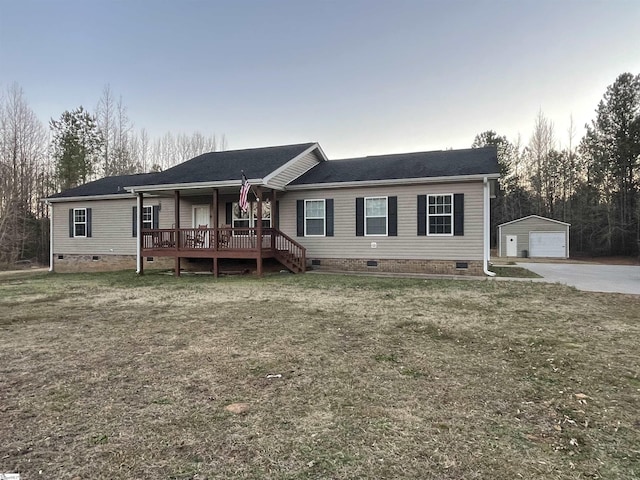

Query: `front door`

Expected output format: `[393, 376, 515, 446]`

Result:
[192, 205, 210, 248]
[506, 235, 518, 257]
[192, 205, 210, 228]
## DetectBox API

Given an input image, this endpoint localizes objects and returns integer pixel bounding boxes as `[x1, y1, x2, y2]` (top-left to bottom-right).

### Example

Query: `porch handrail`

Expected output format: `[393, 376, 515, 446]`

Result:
[271, 228, 306, 273]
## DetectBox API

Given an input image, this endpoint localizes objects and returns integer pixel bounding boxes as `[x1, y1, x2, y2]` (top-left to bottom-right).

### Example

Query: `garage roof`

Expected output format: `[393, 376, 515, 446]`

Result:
[498, 215, 570, 227]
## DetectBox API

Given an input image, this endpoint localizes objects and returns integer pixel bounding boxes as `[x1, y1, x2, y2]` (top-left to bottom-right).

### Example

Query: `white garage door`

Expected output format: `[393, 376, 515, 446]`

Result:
[529, 232, 566, 258]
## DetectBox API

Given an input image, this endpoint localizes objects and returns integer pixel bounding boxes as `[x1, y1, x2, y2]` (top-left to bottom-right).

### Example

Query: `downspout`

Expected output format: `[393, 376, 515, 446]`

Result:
[135, 190, 142, 274]
[483, 177, 496, 277]
[47, 200, 54, 272]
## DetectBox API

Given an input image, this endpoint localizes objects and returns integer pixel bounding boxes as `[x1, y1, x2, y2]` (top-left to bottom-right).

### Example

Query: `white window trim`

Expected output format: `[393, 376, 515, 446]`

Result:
[427, 193, 454, 237]
[231, 201, 272, 234]
[304, 199, 326, 237]
[364, 196, 388, 237]
[73, 207, 87, 238]
[142, 205, 153, 230]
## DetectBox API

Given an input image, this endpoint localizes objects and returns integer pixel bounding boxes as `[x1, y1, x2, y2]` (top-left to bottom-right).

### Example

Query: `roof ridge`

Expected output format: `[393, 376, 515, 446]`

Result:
[201, 142, 317, 155]
[331, 146, 494, 162]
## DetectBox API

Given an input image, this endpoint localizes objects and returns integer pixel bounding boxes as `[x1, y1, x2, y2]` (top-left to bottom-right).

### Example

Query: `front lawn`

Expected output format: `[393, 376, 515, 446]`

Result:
[1, 271, 638, 479]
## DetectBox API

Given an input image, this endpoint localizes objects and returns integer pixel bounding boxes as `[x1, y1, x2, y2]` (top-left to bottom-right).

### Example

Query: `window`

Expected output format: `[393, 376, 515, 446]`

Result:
[232, 201, 271, 234]
[428, 194, 453, 235]
[142, 206, 153, 230]
[365, 197, 387, 236]
[297, 199, 333, 237]
[74, 208, 87, 237]
[305, 199, 325, 236]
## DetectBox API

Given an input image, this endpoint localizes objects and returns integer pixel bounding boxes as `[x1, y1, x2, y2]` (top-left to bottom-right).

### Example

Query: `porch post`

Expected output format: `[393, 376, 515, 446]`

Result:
[174, 190, 181, 277]
[256, 187, 263, 277]
[271, 189, 277, 250]
[213, 189, 219, 277]
[137, 192, 144, 275]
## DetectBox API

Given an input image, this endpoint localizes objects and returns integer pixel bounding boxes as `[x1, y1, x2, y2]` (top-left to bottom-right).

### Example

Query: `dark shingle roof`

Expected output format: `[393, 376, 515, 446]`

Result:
[146, 142, 316, 186]
[48, 173, 160, 198]
[48, 144, 498, 199]
[290, 146, 499, 185]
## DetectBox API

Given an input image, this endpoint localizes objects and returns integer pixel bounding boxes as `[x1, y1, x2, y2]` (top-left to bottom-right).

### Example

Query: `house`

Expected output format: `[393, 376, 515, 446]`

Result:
[45, 142, 500, 276]
[498, 215, 570, 258]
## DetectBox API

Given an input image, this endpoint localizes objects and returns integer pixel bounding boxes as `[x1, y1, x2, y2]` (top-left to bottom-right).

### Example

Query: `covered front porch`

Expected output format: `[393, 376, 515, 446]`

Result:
[133, 185, 305, 277]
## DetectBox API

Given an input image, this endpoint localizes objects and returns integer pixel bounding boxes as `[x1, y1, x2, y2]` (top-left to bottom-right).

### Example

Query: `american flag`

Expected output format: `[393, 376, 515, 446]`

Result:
[239, 172, 251, 213]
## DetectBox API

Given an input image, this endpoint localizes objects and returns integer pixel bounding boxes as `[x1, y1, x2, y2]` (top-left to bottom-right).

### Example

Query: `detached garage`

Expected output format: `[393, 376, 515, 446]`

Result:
[498, 215, 570, 258]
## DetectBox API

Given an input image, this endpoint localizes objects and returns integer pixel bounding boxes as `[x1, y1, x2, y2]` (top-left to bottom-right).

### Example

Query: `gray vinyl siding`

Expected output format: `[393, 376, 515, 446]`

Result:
[280, 182, 485, 260]
[499, 217, 569, 257]
[268, 150, 323, 189]
[178, 195, 249, 227]
[53, 197, 175, 255]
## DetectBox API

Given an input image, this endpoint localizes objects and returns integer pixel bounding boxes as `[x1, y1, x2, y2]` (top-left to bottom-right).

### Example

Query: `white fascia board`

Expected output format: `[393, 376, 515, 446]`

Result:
[497, 214, 571, 228]
[44, 193, 137, 203]
[125, 179, 263, 193]
[263, 143, 326, 184]
[285, 173, 500, 191]
[313, 143, 330, 162]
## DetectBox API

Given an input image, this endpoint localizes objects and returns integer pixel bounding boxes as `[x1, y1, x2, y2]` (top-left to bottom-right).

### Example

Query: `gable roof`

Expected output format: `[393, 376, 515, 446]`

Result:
[47, 172, 160, 200]
[45, 143, 322, 200]
[289, 146, 499, 186]
[45, 143, 500, 201]
[141, 142, 318, 186]
[498, 215, 571, 228]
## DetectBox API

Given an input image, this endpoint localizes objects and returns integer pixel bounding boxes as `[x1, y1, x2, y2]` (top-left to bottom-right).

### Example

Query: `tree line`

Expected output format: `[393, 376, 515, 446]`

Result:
[1, 73, 638, 268]
[474, 72, 639, 257]
[0, 84, 226, 266]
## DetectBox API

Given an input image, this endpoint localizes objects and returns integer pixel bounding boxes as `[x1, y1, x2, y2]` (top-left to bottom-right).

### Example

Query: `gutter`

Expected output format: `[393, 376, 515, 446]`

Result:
[45, 193, 137, 203]
[134, 189, 142, 274]
[483, 177, 496, 277]
[45, 200, 53, 272]
[286, 173, 501, 190]
[124, 178, 265, 194]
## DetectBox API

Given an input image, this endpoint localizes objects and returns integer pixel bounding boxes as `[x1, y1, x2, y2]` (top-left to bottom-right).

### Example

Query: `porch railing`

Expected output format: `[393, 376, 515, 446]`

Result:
[271, 229, 306, 273]
[141, 227, 306, 272]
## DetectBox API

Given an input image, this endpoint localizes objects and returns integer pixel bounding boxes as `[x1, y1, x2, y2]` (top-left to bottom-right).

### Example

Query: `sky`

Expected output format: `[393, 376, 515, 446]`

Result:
[1, 0, 639, 160]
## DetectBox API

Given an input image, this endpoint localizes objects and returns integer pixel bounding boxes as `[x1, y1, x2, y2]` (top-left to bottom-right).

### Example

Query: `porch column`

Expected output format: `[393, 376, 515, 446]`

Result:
[137, 192, 144, 275]
[213, 189, 219, 277]
[174, 190, 181, 277]
[256, 186, 263, 277]
[271, 189, 277, 250]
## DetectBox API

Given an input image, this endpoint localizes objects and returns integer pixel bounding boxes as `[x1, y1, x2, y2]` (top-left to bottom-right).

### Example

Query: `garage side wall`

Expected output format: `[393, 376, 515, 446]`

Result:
[500, 217, 568, 257]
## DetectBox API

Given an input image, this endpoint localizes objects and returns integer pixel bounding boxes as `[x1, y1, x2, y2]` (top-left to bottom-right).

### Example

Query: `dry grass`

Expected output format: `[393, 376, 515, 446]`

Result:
[1, 271, 639, 479]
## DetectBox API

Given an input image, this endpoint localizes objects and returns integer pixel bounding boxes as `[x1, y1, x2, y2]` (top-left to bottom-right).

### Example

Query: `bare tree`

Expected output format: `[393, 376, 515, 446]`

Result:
[0, 83, 49, 266]
[96, 84, 116, 177]
[527, 111, 557, 216]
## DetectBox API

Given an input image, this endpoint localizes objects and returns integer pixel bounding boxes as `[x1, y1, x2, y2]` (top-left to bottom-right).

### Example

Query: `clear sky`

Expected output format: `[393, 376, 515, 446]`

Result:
[1, 0, 639, 159]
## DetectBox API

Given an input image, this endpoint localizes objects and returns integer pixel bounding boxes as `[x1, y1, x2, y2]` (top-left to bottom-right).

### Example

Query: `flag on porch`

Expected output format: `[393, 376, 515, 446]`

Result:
[239, 172, 251, 213]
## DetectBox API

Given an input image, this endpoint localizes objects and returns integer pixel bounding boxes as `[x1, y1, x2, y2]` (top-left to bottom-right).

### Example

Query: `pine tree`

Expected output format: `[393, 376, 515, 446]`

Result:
[580, 73, 640, 255]
[50, 107, 102, 191]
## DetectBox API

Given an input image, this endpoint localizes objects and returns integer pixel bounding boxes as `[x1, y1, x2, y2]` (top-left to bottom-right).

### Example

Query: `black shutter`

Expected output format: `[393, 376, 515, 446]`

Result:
[86, 208, 92, 238]
[296, 200, 304, 237]
[388, 196, 397, 236]
[132, 206, 137, 237]
[274, 201, 280, 229]
[152, 205, 160, 229]
[225, 202, 232, 225]
[69, 209, 74, 237]
[454, 194, 464, 236]
[355, 197, 364, 236]
[326, 199, 334, 237]
[417, 195, 427, 236]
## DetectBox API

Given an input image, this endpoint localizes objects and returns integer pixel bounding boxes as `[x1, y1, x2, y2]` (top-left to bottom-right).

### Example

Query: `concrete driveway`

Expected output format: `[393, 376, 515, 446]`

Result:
[517, 262, 640, 295]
